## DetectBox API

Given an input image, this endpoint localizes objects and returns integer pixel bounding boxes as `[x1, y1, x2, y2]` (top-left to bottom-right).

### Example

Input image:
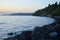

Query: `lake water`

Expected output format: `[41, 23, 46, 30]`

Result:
[0, 16, 55, 40]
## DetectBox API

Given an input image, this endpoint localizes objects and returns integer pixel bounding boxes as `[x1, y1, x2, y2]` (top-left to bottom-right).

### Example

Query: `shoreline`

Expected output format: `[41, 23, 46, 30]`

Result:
[4, 16, 60, 40]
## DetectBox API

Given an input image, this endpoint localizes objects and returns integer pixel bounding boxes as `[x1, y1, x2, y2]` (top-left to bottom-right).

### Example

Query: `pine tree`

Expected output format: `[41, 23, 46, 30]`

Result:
[48, 4, 50, 7]
[59, 2, 60, 5]
[55, 2, 58, 5]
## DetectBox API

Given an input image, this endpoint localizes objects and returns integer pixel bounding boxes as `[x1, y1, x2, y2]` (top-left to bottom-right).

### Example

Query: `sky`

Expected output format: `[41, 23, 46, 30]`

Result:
[0, 0, 60, 13]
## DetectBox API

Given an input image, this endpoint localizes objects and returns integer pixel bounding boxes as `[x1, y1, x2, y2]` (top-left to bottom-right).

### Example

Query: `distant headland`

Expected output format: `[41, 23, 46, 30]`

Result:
[4, 13, 33, 16]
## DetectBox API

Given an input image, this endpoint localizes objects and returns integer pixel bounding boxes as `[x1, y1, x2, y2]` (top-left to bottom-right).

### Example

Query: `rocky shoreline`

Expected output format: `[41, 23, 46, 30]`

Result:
[4, 17, 60, 40]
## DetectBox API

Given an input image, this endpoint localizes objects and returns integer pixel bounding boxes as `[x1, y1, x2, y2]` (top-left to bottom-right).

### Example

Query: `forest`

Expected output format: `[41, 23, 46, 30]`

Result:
[33, 2, 60, 16]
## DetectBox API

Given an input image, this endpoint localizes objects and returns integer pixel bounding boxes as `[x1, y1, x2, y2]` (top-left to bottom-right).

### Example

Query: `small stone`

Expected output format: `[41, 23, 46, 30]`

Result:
[49, 32, 58, 38]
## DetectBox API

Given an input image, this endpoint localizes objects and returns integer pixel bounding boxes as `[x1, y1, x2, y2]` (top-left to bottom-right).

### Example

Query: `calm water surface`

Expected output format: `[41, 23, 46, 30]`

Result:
[0, 16, 55, 40]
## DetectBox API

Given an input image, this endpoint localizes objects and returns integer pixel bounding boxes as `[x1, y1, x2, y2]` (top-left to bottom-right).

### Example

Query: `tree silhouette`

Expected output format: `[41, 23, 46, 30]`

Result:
[33, 2, 60, 16]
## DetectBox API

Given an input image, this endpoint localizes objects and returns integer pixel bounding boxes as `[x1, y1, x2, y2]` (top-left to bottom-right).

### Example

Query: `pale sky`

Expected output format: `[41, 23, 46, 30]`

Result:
[0, 0, 60, 13]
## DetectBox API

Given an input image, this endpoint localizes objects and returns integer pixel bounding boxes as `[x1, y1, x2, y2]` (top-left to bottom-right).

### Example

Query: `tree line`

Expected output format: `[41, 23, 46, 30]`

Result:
[33, 2, 60, 16]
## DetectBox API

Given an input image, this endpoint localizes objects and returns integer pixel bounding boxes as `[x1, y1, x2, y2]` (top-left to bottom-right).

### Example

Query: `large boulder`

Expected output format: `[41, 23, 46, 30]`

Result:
[54, 24, 60, 37]
[32, 27, 49, 40]
[49, 32, 58, 38]
[55, 24, 60, 35]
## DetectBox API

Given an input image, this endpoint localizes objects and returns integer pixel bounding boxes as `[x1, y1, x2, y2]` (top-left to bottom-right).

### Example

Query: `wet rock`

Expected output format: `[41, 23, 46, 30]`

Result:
[32, 27, 49, 40]
[8, 32, 13, 35]
[49, 32, 58, 38]
[4, 37, 17, 40]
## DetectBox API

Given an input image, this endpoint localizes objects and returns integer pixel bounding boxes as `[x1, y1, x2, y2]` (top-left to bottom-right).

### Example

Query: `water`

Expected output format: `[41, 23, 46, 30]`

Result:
[0, 16, 55, 40]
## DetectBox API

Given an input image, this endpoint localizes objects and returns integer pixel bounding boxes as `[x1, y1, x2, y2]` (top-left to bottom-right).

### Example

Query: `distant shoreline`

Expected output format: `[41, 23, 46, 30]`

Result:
[4, 13, 33, 16]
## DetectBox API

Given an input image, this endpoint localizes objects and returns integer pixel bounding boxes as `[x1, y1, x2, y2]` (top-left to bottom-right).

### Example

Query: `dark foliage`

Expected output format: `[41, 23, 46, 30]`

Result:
[33, 2, 60, 16]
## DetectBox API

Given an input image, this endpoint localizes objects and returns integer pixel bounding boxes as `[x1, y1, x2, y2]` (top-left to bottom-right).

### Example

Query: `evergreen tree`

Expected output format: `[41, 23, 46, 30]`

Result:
[55, 2, 58, 5]
[33, 2, 60, 16]
[48, 4, 50, 7]
[59, 2, 60, 5]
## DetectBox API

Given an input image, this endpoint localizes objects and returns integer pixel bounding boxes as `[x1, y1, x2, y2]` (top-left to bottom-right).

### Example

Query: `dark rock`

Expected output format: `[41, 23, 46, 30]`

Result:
[4, 37, 17, 40]
[42, 22, 56, 32]
[32, 27, 49, 40]
[55, 24, 60, 37]
[49, 32, 58, 38]
[54, 24, 60, 38]
[54, 16, 60, 24]
[4, 31, 32, 40]
[8, 32, 13, 35]
[15, 31, 32, 40]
